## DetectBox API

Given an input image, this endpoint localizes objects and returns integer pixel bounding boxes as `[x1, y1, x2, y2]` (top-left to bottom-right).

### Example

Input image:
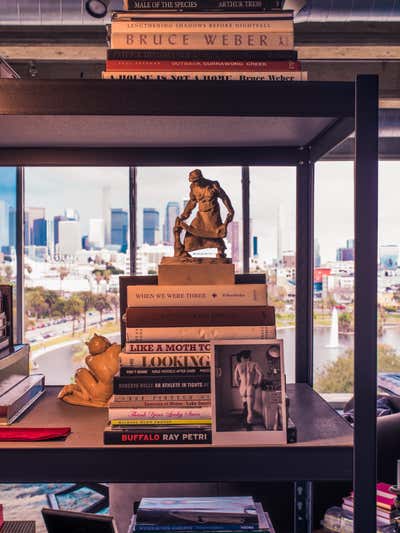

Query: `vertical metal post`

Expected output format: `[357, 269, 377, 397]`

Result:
[294, 481, 313, 533]
[129, 166, 137, 275]
[242, 166, 250, 273]
[295, 156, 314, 385]
[354, 75, 378, 533]
[16, 167, 24, 344]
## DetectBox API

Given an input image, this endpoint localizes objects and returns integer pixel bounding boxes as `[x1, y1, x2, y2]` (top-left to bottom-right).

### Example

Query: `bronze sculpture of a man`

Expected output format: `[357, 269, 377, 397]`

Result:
[174, 169, 234, 259]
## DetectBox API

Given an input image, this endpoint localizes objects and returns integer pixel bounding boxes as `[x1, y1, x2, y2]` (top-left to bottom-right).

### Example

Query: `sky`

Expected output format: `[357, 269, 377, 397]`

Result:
[1, 161, 398, 264]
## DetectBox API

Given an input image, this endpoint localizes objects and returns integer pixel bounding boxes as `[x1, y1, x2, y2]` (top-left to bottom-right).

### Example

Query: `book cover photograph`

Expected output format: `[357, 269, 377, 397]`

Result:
[211, 339, 286, 445]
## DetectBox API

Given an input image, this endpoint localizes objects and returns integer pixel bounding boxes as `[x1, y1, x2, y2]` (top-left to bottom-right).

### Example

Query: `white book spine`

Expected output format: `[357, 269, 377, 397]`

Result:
[126, 325, 276, 341]
[111, 19, 293, 32]
[103, 71, 307, 81]
[109, 407, 212, 420]
[124, 342, 211, 354]
[111, 393, 211, 402]
[126, 284, 267, 307]
[110, 32, 294, 50]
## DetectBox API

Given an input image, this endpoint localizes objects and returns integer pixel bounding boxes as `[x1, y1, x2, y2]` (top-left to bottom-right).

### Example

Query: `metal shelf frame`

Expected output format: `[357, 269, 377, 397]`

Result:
[0, 76, 378, 532]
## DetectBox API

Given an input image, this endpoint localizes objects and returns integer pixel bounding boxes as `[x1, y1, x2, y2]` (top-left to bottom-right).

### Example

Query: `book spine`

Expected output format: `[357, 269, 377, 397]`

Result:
[111, 419, 212, 425]
[111, 393, 211, 403]
[120, 352, 210, 367]
[113, 377, 211, 394]
[109, 406, 211, 420]
[103, 71, 306, 81]
[110, 400, 211, 408]
[125, 306, 275, 328]
[135, 525, 259, 531]
[123, 0, 283, 10]
[110, 32, 294, 50]
[112, 19, 293, 33]
[104, 427, 212, 444]
[119, 366, 211, 376]
[106, 59, 301, 71]
[126, 325, 276, 342]
[107, 48, 298, 60]
[124, 342, 210, 354]
[126, 284, 267, 307]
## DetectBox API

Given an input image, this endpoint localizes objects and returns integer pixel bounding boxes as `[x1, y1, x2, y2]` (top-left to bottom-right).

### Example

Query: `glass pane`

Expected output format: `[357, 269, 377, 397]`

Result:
[24, 167, 129, 385]
[249, 167, 296, 383]
[0, 167, 17, 339]
[377, 161, 400, 394]
[313, 161, 354, 395]
[136, 166, 243, 273]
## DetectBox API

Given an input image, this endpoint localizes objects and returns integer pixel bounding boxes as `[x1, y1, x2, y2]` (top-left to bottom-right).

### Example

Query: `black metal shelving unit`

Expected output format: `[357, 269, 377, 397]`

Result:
[0, 76, 378, 532]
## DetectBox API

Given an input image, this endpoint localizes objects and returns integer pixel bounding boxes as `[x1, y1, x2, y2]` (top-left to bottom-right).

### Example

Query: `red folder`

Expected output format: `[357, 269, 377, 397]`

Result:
[0, 427, 71, 441]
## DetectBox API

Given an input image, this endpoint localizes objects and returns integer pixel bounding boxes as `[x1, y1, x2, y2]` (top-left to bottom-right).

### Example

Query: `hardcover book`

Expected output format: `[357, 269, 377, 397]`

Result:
[135, 497, 259, 531]
[126, 284, 267, 307]
[119, 366, 211, 376]
[104, 423, 211, 444]
[107, 49, 298, 61]
[102, 72, 307, 81]
[124, 306, 275, 328]
[122, 0, 284, 10]
[105, 59, 301, 71]
[126, 325, 276, 342]
[108, 406, 211, 420]
[109, 393, 211, 405]
[113, 375, 210, 394]
[124, 342, 210, 353]
[120, 352, 210, 367]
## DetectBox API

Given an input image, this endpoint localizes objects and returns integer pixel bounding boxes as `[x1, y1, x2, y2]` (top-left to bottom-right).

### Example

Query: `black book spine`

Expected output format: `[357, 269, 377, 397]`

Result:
[104, 427, 212, 444]
[107, 49, 298, 61]
[123, 0, 283, 10]
[119, 366, 211, 377]
[113, 376, 210, 394]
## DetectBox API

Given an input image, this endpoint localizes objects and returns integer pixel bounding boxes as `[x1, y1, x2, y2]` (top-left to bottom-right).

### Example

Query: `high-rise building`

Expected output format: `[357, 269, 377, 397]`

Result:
[143, 208, 159, 245]
[82, 235, 90, 251]
[102, 185, 111, 245]
[89, 218, 105, 249]
[346, 239, 355, 249]
[253, 236, 258, 257]
[314, 239, 321, 268]
[8, 206, 16, 248]
[58, 220, 81, 256]
[111, 208, 128, 252]
[32, 218, 47, 246]
[163, 201, 180, 245]
[336, 247, 354, 261]
[380, 244, 399, 270]
[54, 215, 67, 247]
[26, 207, 45, 245]
[65, 208, 79, 221]
[227, 220, 240, 264]
[0, 200, 8, 248]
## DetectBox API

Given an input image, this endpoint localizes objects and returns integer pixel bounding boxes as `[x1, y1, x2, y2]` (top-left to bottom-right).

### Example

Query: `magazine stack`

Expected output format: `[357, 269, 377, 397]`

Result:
[130, 496, 276, 533]
[104, 277, 277, 445]
[102, 0, 307, 82]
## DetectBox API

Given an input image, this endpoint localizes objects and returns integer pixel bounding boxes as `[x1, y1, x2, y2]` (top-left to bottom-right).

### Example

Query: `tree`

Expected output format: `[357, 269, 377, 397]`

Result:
[25, 288, 49, 318]
[58, 266, 69, 295]
[93, 294, 110, 326]
[65, 295, 84, 336]
[338, 312, 353, 333]
[315, 344, 400, 393]
[108, 292, 120, 323]
[77, 291, 95, 333]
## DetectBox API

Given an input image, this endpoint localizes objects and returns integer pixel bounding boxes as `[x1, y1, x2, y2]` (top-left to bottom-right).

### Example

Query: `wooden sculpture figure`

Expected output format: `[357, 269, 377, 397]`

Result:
[58, 333, 121, 407]
[174, 169, 235, 259]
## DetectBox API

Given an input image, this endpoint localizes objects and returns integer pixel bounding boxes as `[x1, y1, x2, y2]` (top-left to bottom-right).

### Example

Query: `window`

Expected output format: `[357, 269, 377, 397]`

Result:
[136, 166, 243, 273]
[24, 168, 129, 385]
[249, 167, 296, 382]
[313, 161, 354, 394]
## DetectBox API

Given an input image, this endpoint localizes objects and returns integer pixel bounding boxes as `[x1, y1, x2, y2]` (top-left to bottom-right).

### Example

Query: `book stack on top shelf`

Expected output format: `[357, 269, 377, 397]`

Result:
[103, 0, 307, 82]
[130, 497, 276, 533]
[104, 268, 276, 445]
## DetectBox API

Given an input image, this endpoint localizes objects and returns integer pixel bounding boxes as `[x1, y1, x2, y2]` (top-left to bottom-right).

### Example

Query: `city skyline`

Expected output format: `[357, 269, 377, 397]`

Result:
[0, 162, 399, 263]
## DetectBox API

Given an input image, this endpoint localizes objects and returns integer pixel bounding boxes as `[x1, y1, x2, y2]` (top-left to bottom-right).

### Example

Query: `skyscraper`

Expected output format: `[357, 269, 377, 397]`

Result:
[380, 245, 399, 270]
[111, 208, 128, 252]
[58, 220, 81, 256]
[143, 208, 159, 245]
[26, 207, 45, 245]
[8, 206, 16, 248]
[89, 218, 105, 249]
[102, 185, 111, 245]
[163, 201, 180, 244]
[32, 218, 47, 246]
[54, 215, 67, 247]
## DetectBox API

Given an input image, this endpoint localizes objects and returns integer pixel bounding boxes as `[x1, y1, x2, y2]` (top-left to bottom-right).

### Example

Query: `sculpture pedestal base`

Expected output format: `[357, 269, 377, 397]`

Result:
[159, 259, 235, 285]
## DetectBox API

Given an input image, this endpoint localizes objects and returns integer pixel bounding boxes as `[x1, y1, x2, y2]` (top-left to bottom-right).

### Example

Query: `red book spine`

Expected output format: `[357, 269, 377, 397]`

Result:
[125, 305, 275, 327]
[106, 59, 301, 71]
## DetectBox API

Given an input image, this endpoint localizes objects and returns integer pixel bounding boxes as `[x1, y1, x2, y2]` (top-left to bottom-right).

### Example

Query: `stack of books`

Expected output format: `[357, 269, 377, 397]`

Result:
[104, 280, 275, 445]
[130, 496, 276, 533]
[340, 483, 400, 529]
[102, 0, 306, 82]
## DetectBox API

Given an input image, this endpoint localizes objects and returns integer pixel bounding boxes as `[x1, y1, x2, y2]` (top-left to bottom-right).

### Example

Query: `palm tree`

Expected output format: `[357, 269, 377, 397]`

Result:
[77, 291, 95, 333]
[93, 294, 110, 327]
[108, 292, 120, 323]
[58, 266, 69, 295]
[65, 295, 84, 336]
